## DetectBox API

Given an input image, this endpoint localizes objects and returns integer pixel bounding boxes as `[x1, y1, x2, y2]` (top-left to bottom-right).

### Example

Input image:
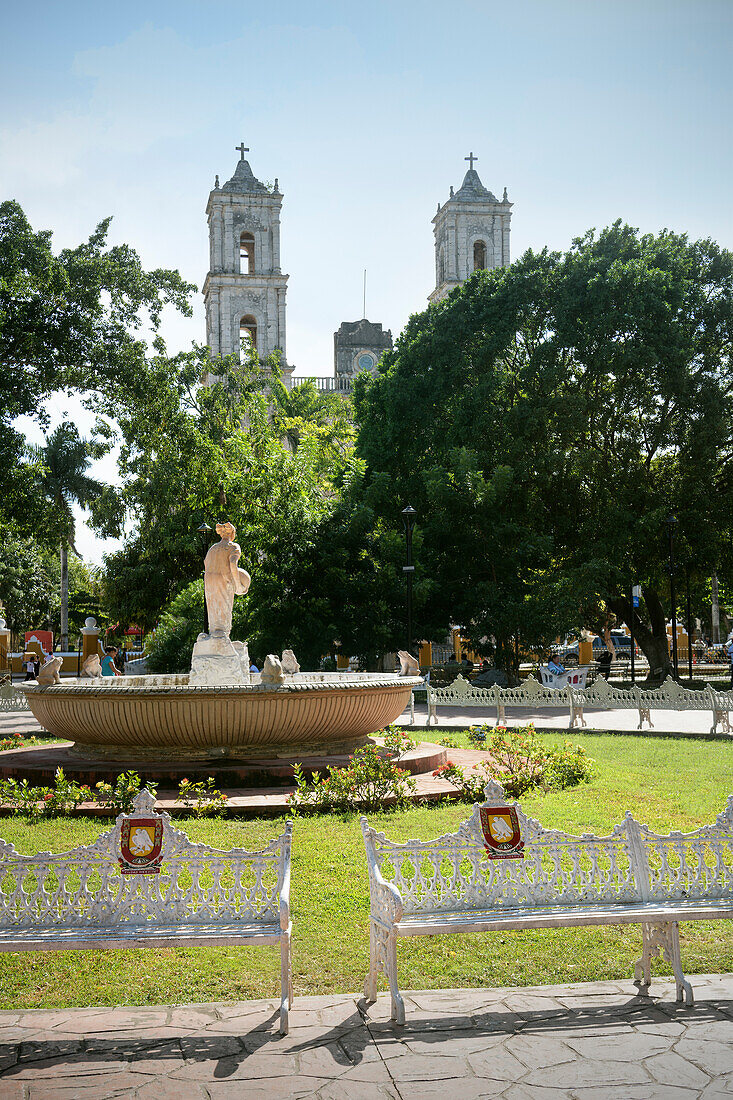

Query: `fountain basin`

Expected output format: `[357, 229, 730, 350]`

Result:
[21, 672, 423, 760]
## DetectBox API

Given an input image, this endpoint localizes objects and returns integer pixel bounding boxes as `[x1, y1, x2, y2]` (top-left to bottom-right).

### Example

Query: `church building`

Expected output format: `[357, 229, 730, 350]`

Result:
[203, 148, 512, 391]
[203, 144, 292, 385]
[429, 153, 512, 304]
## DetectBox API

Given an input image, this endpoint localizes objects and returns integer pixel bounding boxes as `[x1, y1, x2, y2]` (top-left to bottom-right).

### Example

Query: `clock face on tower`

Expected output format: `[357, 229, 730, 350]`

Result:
[358, 353, 375, 372]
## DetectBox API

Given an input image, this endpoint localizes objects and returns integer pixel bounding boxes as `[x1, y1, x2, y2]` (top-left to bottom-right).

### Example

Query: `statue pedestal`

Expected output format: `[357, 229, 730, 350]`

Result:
[189, 634, 251, 687]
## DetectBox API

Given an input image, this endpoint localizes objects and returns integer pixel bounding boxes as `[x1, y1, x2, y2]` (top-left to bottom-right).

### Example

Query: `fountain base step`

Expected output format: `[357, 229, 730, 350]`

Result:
[0, 740, 448, 788]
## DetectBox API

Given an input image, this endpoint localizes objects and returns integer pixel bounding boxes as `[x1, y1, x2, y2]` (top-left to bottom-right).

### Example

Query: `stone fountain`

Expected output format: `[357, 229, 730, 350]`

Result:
[21, 522, 422, 762]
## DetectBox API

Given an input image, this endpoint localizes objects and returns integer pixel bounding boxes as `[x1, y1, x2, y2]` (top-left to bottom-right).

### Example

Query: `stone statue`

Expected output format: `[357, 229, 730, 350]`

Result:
[204, 521, 251, 638]
[36, 657, 63, 685]
[81, 654, 102, 678]
[261, 655, 286, 685]
[281, 649, 300, 675]
[190, 520, 252, 687]
[398, 651, 420, 676]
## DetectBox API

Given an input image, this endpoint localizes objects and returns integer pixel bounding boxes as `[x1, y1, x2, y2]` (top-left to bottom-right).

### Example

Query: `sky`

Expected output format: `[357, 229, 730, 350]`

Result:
[2, 0, 732, 562]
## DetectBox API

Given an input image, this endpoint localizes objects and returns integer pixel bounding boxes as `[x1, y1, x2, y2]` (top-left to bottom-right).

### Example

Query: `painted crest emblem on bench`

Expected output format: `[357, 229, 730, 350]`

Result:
[119, 818, 163, 874]
[479, 805, 524, 859]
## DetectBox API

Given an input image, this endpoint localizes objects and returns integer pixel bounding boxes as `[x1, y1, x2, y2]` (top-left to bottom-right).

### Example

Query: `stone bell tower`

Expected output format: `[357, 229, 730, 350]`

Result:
[429, 152, 512, 304]
[203, 144, 291, 381]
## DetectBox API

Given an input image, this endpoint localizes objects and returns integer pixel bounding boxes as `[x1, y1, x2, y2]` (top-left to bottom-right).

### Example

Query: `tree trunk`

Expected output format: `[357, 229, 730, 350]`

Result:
[60, 539, 69, 651]
[607, 586, 672, 683]
[712, 572, 720, 644]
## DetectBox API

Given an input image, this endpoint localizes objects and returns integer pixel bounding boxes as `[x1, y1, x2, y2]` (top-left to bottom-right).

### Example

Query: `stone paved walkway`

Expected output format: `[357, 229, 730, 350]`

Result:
[1, 977, 732, 1097]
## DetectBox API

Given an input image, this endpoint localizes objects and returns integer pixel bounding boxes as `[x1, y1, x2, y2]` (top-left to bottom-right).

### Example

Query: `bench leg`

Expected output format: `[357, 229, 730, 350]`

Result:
[637, 707, 654, 730]
[635, 921, 693, 1006]
[280, 929, 292, 1034]
[384, 933, 405, 1025]
[364, 920, 379, 1002]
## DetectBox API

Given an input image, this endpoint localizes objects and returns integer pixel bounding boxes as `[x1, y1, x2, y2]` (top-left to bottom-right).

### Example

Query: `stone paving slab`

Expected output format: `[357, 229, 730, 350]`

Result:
[1, 977, 732, 1097]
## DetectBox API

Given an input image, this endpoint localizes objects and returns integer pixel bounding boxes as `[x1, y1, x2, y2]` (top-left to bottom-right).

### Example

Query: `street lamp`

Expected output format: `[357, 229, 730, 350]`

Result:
[401, 505, 417, 655]
[686, 563, 693, 683]
[197, 522, 212, 636]
[666, 515, 679, 681]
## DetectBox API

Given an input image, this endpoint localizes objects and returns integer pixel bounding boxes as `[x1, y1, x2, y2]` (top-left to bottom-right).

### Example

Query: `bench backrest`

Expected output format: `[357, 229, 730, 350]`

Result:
[428, 673, 733, 715]
[0, 790, 292, 928]
[362, 781, 733, 915]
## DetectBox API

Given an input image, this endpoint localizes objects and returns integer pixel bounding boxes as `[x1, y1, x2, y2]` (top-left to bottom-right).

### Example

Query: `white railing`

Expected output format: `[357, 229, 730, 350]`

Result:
[288, 375, 353, 394]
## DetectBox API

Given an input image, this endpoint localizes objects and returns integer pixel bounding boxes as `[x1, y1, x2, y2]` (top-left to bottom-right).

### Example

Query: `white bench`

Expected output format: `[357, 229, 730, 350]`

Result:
[426, 673, 733, 734]
[362, 780, 733, 1023]
[0, 789, 294, 1033]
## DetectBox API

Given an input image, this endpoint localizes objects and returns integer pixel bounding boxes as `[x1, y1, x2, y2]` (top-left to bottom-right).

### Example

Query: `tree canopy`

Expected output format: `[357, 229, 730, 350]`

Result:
[310, 222, 733, 677]
[0, 200, 195, 536]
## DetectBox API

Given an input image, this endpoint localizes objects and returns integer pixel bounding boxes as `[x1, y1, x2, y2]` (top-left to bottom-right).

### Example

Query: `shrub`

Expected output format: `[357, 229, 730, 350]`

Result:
[467, 725, 489, 748]
[437, 736, 460, 749]
[288, 727, 416, 814]
[178, 777, 228, 817]
[0, 768, 91, 818]
[95, 771, 157, 814]
[432, 725, 593, 800]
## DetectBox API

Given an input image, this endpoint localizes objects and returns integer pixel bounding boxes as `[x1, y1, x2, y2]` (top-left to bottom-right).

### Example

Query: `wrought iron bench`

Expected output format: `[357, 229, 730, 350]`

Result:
[0, 789, 294, 1033]
[426, 673, 733, 735]
[362, 781, 733, 1023]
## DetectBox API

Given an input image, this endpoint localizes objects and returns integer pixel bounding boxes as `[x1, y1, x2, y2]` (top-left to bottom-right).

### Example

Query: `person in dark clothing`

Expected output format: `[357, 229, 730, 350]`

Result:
[598, 649, 613, 680]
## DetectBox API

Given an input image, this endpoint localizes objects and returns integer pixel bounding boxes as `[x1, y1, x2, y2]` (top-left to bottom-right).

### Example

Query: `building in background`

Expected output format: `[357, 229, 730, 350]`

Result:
[334, 319, 393, 384]
[203, 147, 292, 384]
[203, 149, 512, 393]
[428, 154, 512, 304]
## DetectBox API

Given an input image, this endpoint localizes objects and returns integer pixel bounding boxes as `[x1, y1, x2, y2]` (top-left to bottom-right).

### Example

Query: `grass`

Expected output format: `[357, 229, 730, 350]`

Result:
[0, 731, 731, 1009]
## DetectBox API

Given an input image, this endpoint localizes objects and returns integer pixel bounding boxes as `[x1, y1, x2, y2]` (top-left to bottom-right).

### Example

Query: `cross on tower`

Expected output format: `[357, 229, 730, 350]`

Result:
[236, 142, 249, 160]
[465, 151, 478, 171]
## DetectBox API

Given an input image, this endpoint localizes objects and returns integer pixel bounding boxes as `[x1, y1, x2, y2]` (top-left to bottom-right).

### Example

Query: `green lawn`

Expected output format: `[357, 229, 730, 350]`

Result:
[0, 731, 731, 1009]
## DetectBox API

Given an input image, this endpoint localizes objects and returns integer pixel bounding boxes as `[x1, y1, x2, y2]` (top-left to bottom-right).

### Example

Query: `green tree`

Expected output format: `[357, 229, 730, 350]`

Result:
[336, 222, 733, 680]
[0, 200, 194, 424]
[0, 200, 195, 535]
[0, 528, 58, 636]
[35, 423, 104, 649]
[93, 350, 355, 656]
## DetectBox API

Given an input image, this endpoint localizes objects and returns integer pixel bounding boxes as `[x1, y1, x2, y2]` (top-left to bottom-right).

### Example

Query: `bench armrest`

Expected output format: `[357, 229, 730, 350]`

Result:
[361, 818, 404, 925]
[279, 820, 293, 931]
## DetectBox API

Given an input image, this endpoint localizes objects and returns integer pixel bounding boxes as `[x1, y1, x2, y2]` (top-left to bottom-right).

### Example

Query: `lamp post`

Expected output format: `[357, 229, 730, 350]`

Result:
[628, 584, 636, 685]
[197, 523, 212, 636]
[401, 505, 417, 655]
[666, 515, 679, 681]
[686, 563, 693, 683]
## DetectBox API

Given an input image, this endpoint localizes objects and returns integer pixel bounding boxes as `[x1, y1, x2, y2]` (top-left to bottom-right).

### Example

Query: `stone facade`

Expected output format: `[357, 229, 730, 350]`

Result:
[429, 159, 512, 304]
[203, 153, 291, 382]
[334, 319, 393, 379]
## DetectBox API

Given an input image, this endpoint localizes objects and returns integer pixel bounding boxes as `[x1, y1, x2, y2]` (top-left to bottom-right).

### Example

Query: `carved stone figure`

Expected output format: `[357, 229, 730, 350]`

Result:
[281, 649, 300, 675]
[398, 651, 420, 676]
[261, 655, 286, 685]
[36, 657, 63, 685]
[204, 521, 251, 638]
[81, 654, 102, 678]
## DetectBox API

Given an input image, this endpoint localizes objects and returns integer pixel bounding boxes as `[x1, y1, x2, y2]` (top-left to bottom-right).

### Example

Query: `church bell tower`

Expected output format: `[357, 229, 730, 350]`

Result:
[429, 153, 512, 304]
[203, 145, 291, 380]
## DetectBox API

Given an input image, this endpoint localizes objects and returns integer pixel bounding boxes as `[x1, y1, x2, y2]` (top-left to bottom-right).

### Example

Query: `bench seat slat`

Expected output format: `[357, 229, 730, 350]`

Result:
[0, 920, 283, 952]
[394, 899, 733, 935]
